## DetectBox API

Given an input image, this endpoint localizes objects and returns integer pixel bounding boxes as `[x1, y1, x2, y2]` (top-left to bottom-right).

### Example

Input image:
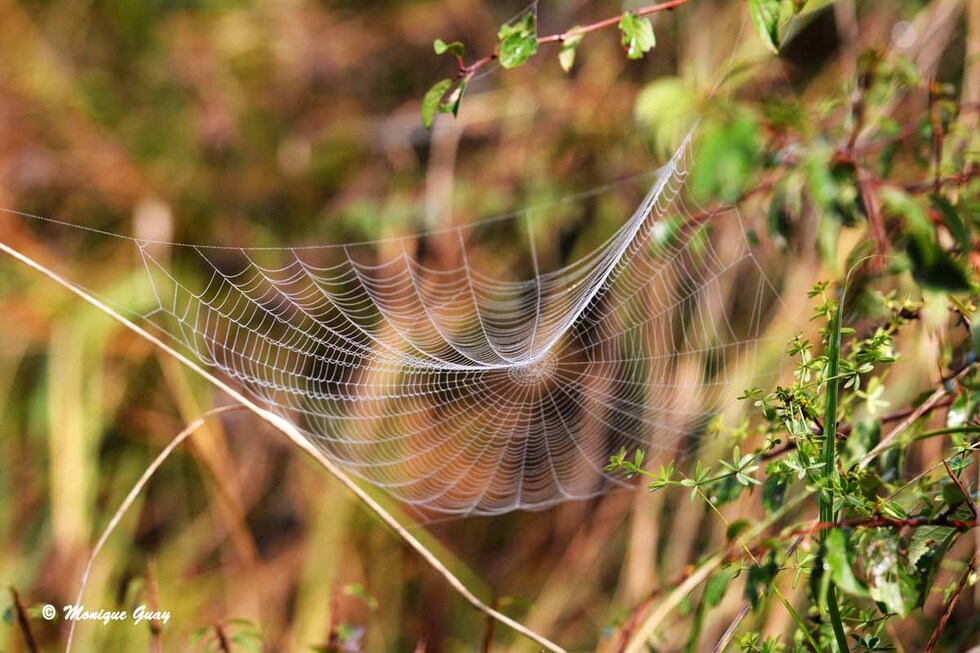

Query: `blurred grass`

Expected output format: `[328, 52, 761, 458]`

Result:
[0, 0, 974, 651]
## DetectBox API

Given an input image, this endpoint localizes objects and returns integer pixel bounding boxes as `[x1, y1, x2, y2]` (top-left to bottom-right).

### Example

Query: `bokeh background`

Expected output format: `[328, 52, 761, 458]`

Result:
[0, 0, 975, 651]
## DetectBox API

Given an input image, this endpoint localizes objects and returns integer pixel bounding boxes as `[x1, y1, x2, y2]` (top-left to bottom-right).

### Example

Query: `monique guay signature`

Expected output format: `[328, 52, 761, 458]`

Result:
[56, 603, 171, 625]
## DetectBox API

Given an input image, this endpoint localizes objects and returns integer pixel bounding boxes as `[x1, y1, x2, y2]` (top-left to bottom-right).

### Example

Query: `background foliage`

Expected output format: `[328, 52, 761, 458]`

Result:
[0, 0, 978, 651]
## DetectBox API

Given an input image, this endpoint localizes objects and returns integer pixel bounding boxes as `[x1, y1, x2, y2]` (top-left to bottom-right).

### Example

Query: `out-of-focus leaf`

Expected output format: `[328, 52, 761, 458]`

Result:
[908, 526, 955, 607]
[444, 79, 467, 117]
[704, 567, 735, 607]
[433, 39, 464, 58]
[946, 389, 977, 428]
[726, 519, 751, 542]
[931, 196, 972, 253]
[762, 472, 788, 513]
[749, 0, 807, 53]
[558, 30, 583, 72]
[421, 78, 452, 129]
[865, 531, 913, 616]
[824, 529, 868, 597]
[634, 77, 697, 155]
[744, 554, 779, 610]
[844, 418, 879, 466]
[619, 12, 655, 60]
[691, 113, 760, 203]
[882, 188, 971, 293]
[749, 0, 783, 52]
[497, 12, 538, 69]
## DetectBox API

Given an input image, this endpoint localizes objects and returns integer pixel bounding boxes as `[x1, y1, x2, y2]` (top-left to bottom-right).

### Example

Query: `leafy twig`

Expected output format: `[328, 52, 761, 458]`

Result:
[423, 0, 692, 127]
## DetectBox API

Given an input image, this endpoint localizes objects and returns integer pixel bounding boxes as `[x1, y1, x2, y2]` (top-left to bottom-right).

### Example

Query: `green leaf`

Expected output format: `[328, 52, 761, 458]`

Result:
[744, 554, 779, 610]
[726, 519, 751, 542]
[421, 78, 453, 129]
[882, 188, 971, 293]
[947, 391, 977, 428]
[824, 529, 868, 597]
[762, 473, 789, 513]
[618, 12, 656, 60]
[865, 532, 913, 616]
[497, 12, 538, 69]
[443, 79, 468, 117]
[691, 113, 760, 203]
[908, 526, 955, 608]
[433, 39, 464, 58]
[558, 30, 583, 72]
[748, 0, 782, 53]
[931, 196, 972, 253]
[704, 567, 735, 607]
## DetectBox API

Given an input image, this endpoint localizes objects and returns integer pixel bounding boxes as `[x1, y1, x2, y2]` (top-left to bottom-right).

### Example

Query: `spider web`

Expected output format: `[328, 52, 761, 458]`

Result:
[4, 130, 784, 517]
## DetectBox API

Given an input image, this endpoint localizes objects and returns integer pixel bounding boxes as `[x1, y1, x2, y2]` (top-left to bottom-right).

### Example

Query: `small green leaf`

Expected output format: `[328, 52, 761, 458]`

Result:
[497, 12, 538, 69]
[704, 567, 735, 607]
[744, 554, 779, 610]
[748, 0, 782, 53]
[443, 79, 468, 117]
[421, 78, 452, 129]
[882, 188, 971, 293]
[618, 12, 656, 60]
[691, 113, 760, 203]
[762, 473, 789, 513]
[931, 196, 972, 253]
[726, 519, 751, 542]
[824, 529, 868, 597]
[865, 532, 912, 616]
[433, 39, 465, 58]
[558, 30, 583, 72]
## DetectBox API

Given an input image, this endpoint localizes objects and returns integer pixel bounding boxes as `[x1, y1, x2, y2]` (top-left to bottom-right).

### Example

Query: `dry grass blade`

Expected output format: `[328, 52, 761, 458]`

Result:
[65, 405, 243, 652]
[0, 239, 567, 653]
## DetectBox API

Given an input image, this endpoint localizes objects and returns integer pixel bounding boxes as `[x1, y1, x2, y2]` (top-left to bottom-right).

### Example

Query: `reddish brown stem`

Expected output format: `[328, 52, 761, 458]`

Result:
[925, 553, 977, 653]
[9, 587, 40, 653]
[943, 459, 979, 519]
[146, 559, 163, 653]
[214, 623, 232, 653]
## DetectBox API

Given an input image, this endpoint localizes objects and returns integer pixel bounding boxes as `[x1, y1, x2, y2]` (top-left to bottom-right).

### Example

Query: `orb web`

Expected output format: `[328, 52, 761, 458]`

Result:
[111, 131, 781, 517]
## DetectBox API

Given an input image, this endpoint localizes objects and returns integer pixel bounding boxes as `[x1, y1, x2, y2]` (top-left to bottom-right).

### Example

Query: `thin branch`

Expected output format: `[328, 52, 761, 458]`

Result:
[943, 459, 979, 520]
[0, 240, 566, 653]
[925, 553, 977, 653]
